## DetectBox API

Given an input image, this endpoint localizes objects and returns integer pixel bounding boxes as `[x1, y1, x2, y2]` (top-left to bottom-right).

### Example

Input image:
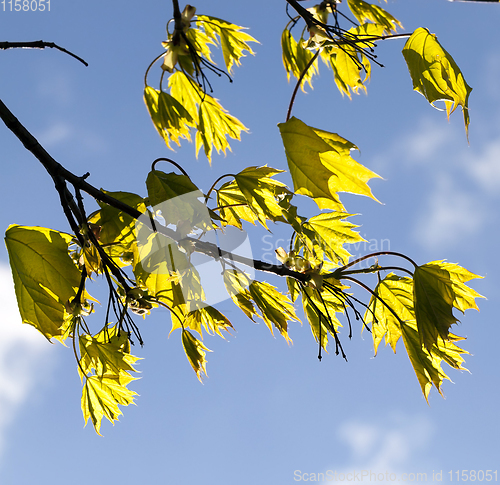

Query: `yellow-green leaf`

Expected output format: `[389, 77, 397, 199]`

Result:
[233, 166, 289, 229]
[196, 15, 258, 74]
[248, 281, 298, 343]
[402, 27, 472, 137]
[196, 95, 248, 162]
[413, 261, 484, 350]
[168, 71, 202, 121]
[223, 269, 257, 320]
[300, 211, 364, 265]
[347, 0, 402, 34]
[145, 170, 211, 233]
[400, 322, 468, 401]
[216, 180, 258, 229]
[185, 306, 234, 338]
[82, 373, 138, 435]
[364, 273, 470, 400]
[182, 329, 211, 382]
[5, 225, 81, 341]
[166, 71, 248, 162]
[279, 117, 381, 211]
[301, 286, 344, 351]
[144, 86, 195, 149]
[79, 324, 140, 379]
[88, 191, 147, 265]
[281, 28, 318, 92]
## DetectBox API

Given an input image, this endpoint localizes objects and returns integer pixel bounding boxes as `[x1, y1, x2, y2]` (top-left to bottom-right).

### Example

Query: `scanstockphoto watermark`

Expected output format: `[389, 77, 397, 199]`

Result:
[134, 190, 255, 310]
[293, 469, 499, 482]
[293, 469, 441, 482]
[261, 234, 391, 267]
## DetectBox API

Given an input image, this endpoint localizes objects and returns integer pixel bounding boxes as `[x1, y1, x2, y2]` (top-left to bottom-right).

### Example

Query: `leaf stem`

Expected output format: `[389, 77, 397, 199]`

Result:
[331, 251, 418, 278]
[341, 275, 406, 327]
[151, 157, 190, 176]
[286, 50, 319, 122]
[205, 173, 237, 202]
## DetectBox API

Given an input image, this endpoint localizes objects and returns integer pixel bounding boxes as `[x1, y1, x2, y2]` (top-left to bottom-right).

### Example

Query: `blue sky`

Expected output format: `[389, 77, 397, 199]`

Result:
[0, 1, 499, 484]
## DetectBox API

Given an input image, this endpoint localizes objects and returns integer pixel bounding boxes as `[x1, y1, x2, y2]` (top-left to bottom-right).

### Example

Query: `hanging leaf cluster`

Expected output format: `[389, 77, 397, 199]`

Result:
[143, 5, 258, 161]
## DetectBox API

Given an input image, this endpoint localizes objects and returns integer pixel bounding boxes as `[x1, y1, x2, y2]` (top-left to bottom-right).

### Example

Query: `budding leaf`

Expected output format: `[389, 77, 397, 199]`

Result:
[281, 28, 318, 92]
[196, 15, 258, 74]
[182, 329, 212, 382]
[346, 0, 402, 34]
[248, 281, 298, 343]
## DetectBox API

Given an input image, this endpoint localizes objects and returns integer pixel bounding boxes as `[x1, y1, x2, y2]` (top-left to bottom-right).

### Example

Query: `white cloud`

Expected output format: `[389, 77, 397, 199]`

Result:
[306, 414, 434, 484]
[401, 118, 456, 165]
[0, 264, 52, 459]
[412, 174, 484, 251]
[463, 140, 500, 195]
[38, 121, 73, 147]
[336, 414, 433, 471]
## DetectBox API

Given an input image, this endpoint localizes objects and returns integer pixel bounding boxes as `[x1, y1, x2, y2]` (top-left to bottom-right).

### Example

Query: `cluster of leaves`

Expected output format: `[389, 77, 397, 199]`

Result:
[143, 5, 258, 161]
[2, 0, 483, 434]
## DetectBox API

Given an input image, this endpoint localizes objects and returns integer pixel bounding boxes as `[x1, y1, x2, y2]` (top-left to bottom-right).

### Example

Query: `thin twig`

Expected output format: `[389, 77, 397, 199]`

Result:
[0, 40, 88, 66]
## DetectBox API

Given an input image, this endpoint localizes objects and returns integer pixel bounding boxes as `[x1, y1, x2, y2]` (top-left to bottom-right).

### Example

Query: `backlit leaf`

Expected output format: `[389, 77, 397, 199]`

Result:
[88, 190, 147, 265]
[223, 268, 257, 320]
[248, 281, 298, 343]
[279, 117, 381, 211]
[402, 27, 472, 137]
[5, 225, 81, 341]
[281, 28, 318, 91]
[365, 273, 413, 354]
[346, 0, 402, 34]
[365, 273, 471, 400]
[144, 86, 195, 149]
[82, 373, 138, 435]
[216, 180, 258, 229]
[400, 322, 468, 401]
[182, 329, 212, 382]
[299, 211, 364, 265]
[185, 306, 234, 338]
[79, 324, 140, 379]
[196, 15, 258, 74]
[413, 261, 484, 350]
[301, 286, 344, 351]
[233, 166, 290, 228]
[196, 95, 249, 162]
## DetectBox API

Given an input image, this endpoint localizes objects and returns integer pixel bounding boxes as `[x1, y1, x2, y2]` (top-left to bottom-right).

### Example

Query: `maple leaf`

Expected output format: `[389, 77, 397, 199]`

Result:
[182, 329, 212, 382]
[196, 15, 258, 74]
[4, 225, 82, 341]
[413, 261, 484, 351]
[279, 117, 381, 211]
[82, 373, 138, 435]
[281, 28, 319, 92]
[402, 27, 472, 137]
[298, 211, 364, 266]
[346, 0, 402, 34]
[365, 272, 475, 400]
[233, 166, 290, 228]
[248, 281, 298, 343]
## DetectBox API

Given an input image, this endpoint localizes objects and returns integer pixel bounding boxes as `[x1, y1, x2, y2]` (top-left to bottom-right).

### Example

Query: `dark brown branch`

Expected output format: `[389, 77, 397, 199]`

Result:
[0, 97, 310, 284]
[0, 41, 88, 66]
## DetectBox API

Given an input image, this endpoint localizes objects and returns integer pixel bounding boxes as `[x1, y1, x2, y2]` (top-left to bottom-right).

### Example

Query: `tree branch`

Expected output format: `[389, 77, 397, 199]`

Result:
[0, 41, 88, 66]
[0, 97, 310, 284]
